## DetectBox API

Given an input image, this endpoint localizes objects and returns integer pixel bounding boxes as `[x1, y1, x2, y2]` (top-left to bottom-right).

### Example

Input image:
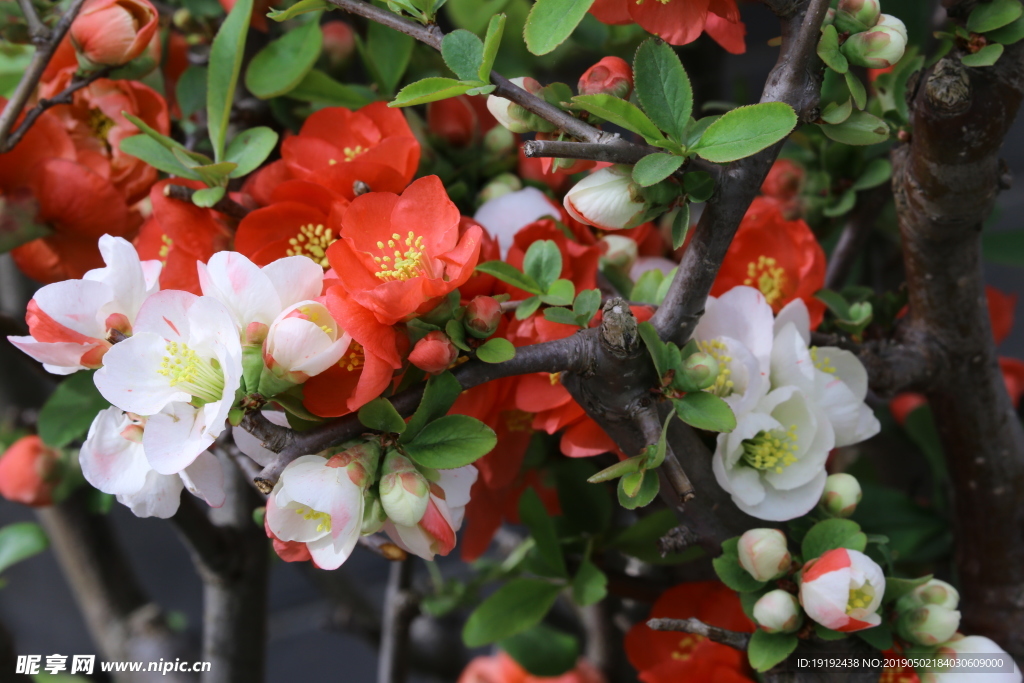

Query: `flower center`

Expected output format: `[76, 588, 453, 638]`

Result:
[548, 372, 562, 386]
[810, 347, 836, 374]
[744, 255, 788, 307]
[669, 634, 705, 661]
[158, 234, 173, 263]
[286, 224, 335, 267]
[293, 305, 335, 336]
[741, 425, 799, 474]
[327, 146, 368, 165]
[846, 584, 875, 614]
[373, 232, 432, 281]
[87, 108, 116, 142]
[503, 410, 533, 432]
[158, 341, 225, 404]
[294, 505, 332, 533]
[697, 339, 734, 396]
[340, 341, 365, 372]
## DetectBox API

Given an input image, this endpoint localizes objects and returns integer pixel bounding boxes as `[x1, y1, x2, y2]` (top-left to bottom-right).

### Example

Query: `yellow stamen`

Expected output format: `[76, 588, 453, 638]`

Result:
[88, 108, 116, 143]
[846, 584, 875, 614]
[157, 341, 225, 404]
[503, 410, 533, 432]
[343, 145, 367, 161]
[548, 372, 562, 386]
[743, 255, 788, 307]
[286, 223, 335, 267]
[810, 347, 837, 374]
[374, 231, 430, 281]
[669, 634, 705, 661]
[294, 506, 332, 533]
[697, 339, 734, 396]
[741, 424, 799, 474]
[158, 234, 173, 264]
[340, 341, 365, 372]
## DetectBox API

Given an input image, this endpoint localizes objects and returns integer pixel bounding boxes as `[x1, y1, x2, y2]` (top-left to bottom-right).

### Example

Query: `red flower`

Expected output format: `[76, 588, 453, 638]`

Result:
[0, 435, 60, 507]
[458, 652, 605, 683]
[625, 581, 755, 683]
[711, 196, 826, 327]
[427, 94, 497, 148]
[325, 175, 483, 325]
[889, 393, 927, 426]
[69, 0, 158, 67]
[987, 285, 1017, 345]
[280, 102, 420, 200]
[578, 56, 633, 99]
[408, 331, 459, 374]
[589, 0, 746, 54]
[1000, 357, 1024, 408]
[761, 159, 805, 218]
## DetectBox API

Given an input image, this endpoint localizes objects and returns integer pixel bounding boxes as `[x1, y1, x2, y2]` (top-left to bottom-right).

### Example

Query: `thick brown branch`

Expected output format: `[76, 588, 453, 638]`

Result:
[378, 558, 418, 683]
[647, 617, 750, 650]
[164, 184, 252, 221]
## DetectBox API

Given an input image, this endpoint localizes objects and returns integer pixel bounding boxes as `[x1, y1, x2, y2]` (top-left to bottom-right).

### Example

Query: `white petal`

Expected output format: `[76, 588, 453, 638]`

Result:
[819, 347, 869, 400]
[770, 323, 815, 393]
[696, 286, 775, 377]
[80, 407, 151, 495]
[181, 450, 226, 508]
[801, 562, 853, 629]
[7, 337, 98, 374]
[438, 466, 477, 511]
[267, 492, 327, 543]
[199, 251, 283, 328]
[133, 289, 198, 341]
[307, 510, 362, 570]
[262, 257, 324, 309]
[118, 470, 183, 518]
[775, 298, 811, 343]
[472, 187, 560, 259]
[267, 318, 340, 374]
[85, 235, 151, 322]
[737, 468, 827, 521]
[94, 332, 189, 415]
[143, 402, 214, 474]
[32, 279, 111, 339]
[383, 520, 435, 561]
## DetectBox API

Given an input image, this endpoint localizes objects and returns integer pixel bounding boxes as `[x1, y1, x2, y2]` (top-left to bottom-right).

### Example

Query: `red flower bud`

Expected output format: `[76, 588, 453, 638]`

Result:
[70, 0, 158, 67]
[409, 331, 459, 374]
[464, 296, 501, 339]
[578, 56, 633, 99]
[321, 21, 355, 68]
[0, 436, 59, 507]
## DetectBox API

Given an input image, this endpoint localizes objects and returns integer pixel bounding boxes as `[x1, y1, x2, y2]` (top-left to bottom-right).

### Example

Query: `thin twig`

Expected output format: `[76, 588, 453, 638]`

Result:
[16, 0, 48, 43]
[164, 183, 252, 220]
[522, 139, 724, 180]
[0, 0, 88, 151]
[824, 185, 890, 290]
[378, 558, 418, 683]
[638, 404, 694, 502]
[647, 617, 751, 651]
[2, 68, 112, 154]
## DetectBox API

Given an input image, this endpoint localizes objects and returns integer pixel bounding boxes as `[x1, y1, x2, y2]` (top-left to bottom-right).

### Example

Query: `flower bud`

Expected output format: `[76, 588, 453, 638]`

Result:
[799, 548, 885, 632]
[361, 488, 387, 535]
[896, 578, 960, 613]
[835, 0, 881, 33]
[738, 528, 791, 582]
[321, 20, 355, 69]
[483, 125, 515, 157]
[464, 296, 502, 339]
[327, 440, 382, 489]
[876, 14, 908, 42]
[408, 331, 459, 374]
[578, 56, 633, 99]
[599, 234, 638, 271]
[841, 25, 907, 69]
[487, 77, 544, 134]
[897, 604, 961, 646]
[818, 473, 862, 518]
[379, 450, 430, 527]
[753, 589, 804, 634]
[563, 165, 647, 231]
[0, 435, 60, 507]
[478, 173, 522, 203]
[679, 351, 721, 392]
[822, 7, 836, 26]
[70, 0, 159, 68]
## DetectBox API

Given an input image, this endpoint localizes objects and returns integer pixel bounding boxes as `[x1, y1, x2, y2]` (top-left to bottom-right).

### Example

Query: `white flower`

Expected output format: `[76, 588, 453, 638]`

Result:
[8, 234, 160, 374]
[472, 187, 561, 259]
[80, 407, 224, 518]
[738, 528, 792, 581]
[93, 291, 243, 475]
[384, 465, 477, 561]
[265, 454, 365, 570]
[921, 636, 1022, 683]
[263, 301, 350, 384]
[799, 548, 885, 632]
[713, 385, 834, 521]
[563, 165, 646, 231]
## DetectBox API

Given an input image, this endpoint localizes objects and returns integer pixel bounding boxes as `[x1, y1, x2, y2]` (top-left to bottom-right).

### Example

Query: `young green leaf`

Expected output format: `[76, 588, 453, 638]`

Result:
[478, 13, 506, 81]
[817, 24, 849, 73]
[637, 321, 669, 379]
[224, 127, 279, 178]
[207, 0, 252, 161]
[363, 21, 415, 96]
[985, 14, 1024, 44]
[801, 518, 868, 560]
[845, 71, 867, 109]
[819, 110, 890, 146]
[267, 0, 329, 21]
[632, 153, 685, 187]
[0, 522, 48, 575]
[671, 203, 691, 250]
[404, 414, 497, 468]
[442, 29, 485, 81]
[572, 94, 666, 144]
[122, 112, 189, 152]
[856, 623, 894, 651]
[516, 296, 543, 319]
[540, 279, 575, 307]
[961, 42, 1004, 67]
[463, 578, 562, 647]
[288, 70, 376, 108]
[519, 488, 568, 578]
[390, 77, 476, 107]
[682, 170, 715, 202]
[617, 470, 659, 509]
[523, 0, 596, 56]
[814, 289, 853, 320]
[400, 371, 463, 444]
[712, 538, 768, 592]
[523, 240, 563, 292]
[543, 307, 580, 326]
[192, 186, 227, 207]
[672, 392, 736, 432]
[821, 98, 853, 125]
[572, 289, 602, 324]
[747, 629, 799, 673]
[476, 262, 541, 293]
[476, 337, 516, 363]
[245, 19, 323, 99]
[119, 136, 201, 179]
[357, 397, 407, 434]
[633, 38, 692, 142]
[38, 371, 109, 448]
[851, 158, 892, 191]
[176, 66, 208, 119]
[500, 625, 579, 678]
[571, 560, 608, 606]
[967, 0, 1023, 33]
[692, 102, 798, 163]
[882, 575, 933, 604]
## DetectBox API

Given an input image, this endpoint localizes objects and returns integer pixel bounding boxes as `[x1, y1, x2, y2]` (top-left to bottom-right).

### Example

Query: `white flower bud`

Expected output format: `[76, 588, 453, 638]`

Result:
[896, 578, 960, 613]
[835, 0, 881, 33]
[842, 25, 907, 69]
[819, 473, 862, 517]
[738, 528, 792, 582]
[897, 604, 962, 646]
[600, 234, 639, 270]
[379, 450, 430, 527]
[754, 589, 804, 634]
[563, 165, 647, 231]
[876, 14, 908, 42]
[486, 77, 541, 134]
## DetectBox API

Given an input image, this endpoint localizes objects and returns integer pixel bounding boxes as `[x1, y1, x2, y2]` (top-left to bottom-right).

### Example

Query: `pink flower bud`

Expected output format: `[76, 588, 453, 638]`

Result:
[799, 548, 885, 632]
[379, 450, 430, 527]
[897, 604, 961, 646]
[409, 331, 459, 374]
[835, 0, 881, 33]
[70, 0, 158, 67]
[818, 473, 862, 517]
[896, 578, 960, 612]
[738, 528, 792, 581]
[464, 296, 502, 339]
[578, 56, 633, 99]
[0, 435, 60, 507]
[327, 440, 382, 489]
[564, 165, 647, 231]
[876, 14, 907, 42]
[753, 589, 804, 634]
[321, 21, 355, 68]
[841, 25, 907, 69]
[486, 77, 546, 134]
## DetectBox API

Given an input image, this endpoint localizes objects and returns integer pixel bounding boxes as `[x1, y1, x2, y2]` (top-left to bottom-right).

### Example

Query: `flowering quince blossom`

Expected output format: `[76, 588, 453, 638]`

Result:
[8, 235, 160, 374]
[563, 165, 647, 231]
[799, 548, 885, 632]
[94, 290, 242, 475]
[69, 0, 159, 67]
[458, 651, 605, 683]
[80, 407, 225, 518]
[0, 436, 60, 507]
[263, 300, 351, 385]
[383, 465, 478, 561]
[473, 187, 562, 258]
[589, 0, 746, 54]
[920, 635, 1022, 683]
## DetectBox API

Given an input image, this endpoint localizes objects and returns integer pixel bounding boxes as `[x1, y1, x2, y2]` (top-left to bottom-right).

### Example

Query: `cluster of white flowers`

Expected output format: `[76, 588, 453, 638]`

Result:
[693, 286, 880, 521]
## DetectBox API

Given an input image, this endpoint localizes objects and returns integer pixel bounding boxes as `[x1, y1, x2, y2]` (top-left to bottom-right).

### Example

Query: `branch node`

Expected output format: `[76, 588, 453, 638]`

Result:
[657, 525, 700, 556]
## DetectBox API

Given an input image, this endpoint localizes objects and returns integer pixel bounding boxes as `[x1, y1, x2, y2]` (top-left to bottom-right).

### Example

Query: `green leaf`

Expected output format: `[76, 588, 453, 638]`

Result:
[617, 470, 659, 509]
[672, 392, 736, 432]
[817, 24, 848, 73]
[632, 153, 685, 187]
[245, 19, 322, 99]
[692, 102, 798, 163]
[882, 575, 933, 604]
[986, 14, 1024, 43]
[207, 0, 252, 161]
[288, 69, 375, 107]
[608, 508, 704, 564]
[267, 0, 329, 21]
[500, 625, 579, 677]
[478, 14, 506, 80]
[176, 66, 208, 119]
[961, 43, 1004, 67]
[671, 204, 691, 250]
[814, 623, 847, 640]
[572, 94, 666, 144]
[516, 296, 543, 320]
[224, 127, 278, 178]
[447, 0, 510, 32]
[364, 21, 415, 96]
[543, 307, 579, 326]
[523, 239, 562, 292]
[390, 77, 476, 107]
[821, 98, 853, 125]
[748, 629, 799, 673]
[38, 371, 109, 448]
[119, 136, 200, 179]
[404, 414, 497, 468]
[519, 488, 567, 578]
[540, 279, 575, 307]
[571, 559, 608, 606]
[477, 337, 516, 363]
[357, 397, 407, 434]
[122, 112, 189, 152]
[682, 171, 715, 203]
[982, 229, 1024, 266]
[631, 269, 666, 306]
[845, 71, 867, 109]
[523, 0, 595, 55]
[463, 578, 562, 647]
[815, 289, 853, 320]
[637, 321, 669, 379]
[572, 289, 602, 324]
[712, 538, 768, 592]
[192, 186, 226, 207]
[851, 158, 892, 191]
[401, 371, 463, 444]
[801, 518, 868, 560]
[633, 38, 692, 142]
[967, 0, 1023, 33]
[823, 189, 856, 218]
[442, 29, 485, 81]
[856, 623, 894, 650]
[819, 110, 890, 145]
[0, 522, 48, 575]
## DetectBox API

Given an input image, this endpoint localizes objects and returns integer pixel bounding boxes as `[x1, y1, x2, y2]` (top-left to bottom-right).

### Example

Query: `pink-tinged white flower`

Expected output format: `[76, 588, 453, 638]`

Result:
[8, 234, 160, 375]
[80, 407, 224, 518]
[799, 548, 885, 632]
[738, 528, 791, 581]
[753, 589, 803, 634]
[563, 165, 647, 231]
[713, 384, 834, 521]
[771, 299, 880, 447]
[472, 187, 561, 258]
[93, 290, 242, 475]
[265, 454, 366, 570]
[693, 286, 775, 418]
[198, 252, 326, 333]
[921, 635, 1022, 683]
[263, 301, 350, 385]
[384, 465, 477, 561]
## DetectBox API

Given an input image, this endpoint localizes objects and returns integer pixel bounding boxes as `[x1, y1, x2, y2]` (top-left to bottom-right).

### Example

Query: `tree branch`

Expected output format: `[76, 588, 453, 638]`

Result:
[163, 184, 252, 221]
[824, 186, 890, 290]
[16, 0, 48, 43]
[377, 558, 418, 683]
[647, 617, 751, 651]
[637, 403, 694, 502]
